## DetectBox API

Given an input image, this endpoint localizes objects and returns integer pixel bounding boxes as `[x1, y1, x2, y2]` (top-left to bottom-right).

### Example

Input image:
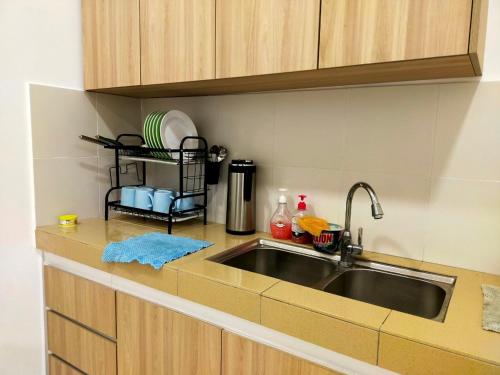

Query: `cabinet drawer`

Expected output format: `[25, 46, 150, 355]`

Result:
[49, 355, 84, 375]
[44, 266, 116, 338]
[47, 311, 116, 375]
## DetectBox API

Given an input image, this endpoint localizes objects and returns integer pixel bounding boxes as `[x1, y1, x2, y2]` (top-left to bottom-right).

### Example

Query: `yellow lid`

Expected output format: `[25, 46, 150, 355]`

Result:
[58, 214, 78, 227]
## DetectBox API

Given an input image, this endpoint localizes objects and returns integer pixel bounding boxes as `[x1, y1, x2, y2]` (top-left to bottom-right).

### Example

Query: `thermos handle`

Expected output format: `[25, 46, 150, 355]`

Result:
[243, 171, 253, 202]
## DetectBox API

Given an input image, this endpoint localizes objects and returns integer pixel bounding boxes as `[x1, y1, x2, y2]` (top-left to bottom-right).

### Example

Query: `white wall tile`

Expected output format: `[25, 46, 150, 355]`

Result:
[217, 93, 276, 165]
[432, 82, 500, 180]
[274, 89, 348, 169]
[424, 178, 500, 274]
[345, 85, 438, 177]
[96, 93, 142, 157]
[30, 84, 97, 158]
[142, 96, 206, 124]
[31, 85, 142, 226]
[338, 172, 429, 261]
[33, 157, 99, 226]
[273, 166, 343, 224]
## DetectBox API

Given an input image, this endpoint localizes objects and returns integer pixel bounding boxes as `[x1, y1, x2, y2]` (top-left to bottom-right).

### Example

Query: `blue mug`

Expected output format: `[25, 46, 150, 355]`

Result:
[175, 193, 196, 211]
[135, 187, 154, 210]
[153, 189, 175, 213]
[121, 186, 137, 207]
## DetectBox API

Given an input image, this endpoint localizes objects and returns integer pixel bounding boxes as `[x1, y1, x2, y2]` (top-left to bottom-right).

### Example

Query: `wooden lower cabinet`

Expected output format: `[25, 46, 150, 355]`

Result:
[44, 266, 116, 338]
[116, 292, 222, 375]
[47, 312, 117, 375]
[44, 270, 344, 375]
[222, 332, 342, 375]
[48, 355, 84, 375]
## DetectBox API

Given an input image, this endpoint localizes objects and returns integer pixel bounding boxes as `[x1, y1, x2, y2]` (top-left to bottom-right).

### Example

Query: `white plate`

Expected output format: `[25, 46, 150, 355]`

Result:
[159, 110, 198, 158]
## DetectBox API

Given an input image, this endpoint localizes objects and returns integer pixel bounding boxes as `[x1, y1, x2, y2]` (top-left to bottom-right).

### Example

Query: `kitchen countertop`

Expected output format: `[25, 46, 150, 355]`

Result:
[36, 217, 500, 369]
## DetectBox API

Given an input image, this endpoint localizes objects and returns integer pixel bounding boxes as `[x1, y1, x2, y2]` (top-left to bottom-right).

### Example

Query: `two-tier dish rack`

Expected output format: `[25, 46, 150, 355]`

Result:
[100, 133, 208, 234]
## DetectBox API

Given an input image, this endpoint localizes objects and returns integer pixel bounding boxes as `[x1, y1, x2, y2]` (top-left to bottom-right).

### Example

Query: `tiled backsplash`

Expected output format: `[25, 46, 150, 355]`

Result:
[30, 84, 142, 226]
[30, 82, 500, 274]
[142, 82, 500, 275]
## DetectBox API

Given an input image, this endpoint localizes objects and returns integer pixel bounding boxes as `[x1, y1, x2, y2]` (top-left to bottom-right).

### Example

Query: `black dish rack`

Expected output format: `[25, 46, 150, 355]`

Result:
[103, 134, 208, 234]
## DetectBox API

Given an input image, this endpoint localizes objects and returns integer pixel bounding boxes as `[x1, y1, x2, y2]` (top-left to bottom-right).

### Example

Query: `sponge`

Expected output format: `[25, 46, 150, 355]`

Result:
[297, 216, 330, 237]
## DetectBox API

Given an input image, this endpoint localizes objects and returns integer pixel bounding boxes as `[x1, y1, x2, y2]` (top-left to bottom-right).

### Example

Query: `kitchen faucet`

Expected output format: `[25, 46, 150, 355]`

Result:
[340, 182, 384, 267]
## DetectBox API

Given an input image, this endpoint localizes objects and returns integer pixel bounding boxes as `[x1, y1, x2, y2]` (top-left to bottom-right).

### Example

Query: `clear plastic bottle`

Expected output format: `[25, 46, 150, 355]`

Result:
[270, 189, 292, 240]
[291, 194, 312, 244]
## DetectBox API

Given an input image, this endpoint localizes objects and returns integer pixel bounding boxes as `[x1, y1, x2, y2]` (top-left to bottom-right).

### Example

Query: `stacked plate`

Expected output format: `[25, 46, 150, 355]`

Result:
[143, 110, 198, 160]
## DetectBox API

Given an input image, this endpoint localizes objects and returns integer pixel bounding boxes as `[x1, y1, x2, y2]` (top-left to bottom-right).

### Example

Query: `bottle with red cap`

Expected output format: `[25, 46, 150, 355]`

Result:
[291, 194, 312, 244]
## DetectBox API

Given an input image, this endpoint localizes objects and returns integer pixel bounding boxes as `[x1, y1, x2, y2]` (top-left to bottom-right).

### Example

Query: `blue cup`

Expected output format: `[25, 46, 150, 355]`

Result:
[175, 193, 196, 211]
[134, 187, 154, 210]
[121, 186, 137, 207]
[152, 189, 175, 213]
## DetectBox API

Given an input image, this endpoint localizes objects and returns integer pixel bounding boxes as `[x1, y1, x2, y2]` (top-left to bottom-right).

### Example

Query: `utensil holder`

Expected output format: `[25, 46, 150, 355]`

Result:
[206, 161, 222, 185]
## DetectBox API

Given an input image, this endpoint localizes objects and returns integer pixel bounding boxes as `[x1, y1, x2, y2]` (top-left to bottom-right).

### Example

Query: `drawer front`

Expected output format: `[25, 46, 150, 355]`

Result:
[49, 355, 84, 375]
[44, 266, 116, 338]
[47, 311, 117, 375]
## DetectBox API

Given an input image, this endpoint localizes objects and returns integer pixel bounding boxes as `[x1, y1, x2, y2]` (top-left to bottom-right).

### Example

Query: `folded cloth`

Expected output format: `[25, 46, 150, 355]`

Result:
[102, 232, 213, 270]
[482, 284, 500, 333]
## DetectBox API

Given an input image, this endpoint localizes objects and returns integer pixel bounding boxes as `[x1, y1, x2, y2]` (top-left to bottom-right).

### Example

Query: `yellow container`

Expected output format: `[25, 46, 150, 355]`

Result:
[58, 214, 78, 228]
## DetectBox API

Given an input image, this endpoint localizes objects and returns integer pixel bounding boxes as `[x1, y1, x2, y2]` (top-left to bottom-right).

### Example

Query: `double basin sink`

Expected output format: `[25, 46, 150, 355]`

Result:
[209, 239, 455, 322]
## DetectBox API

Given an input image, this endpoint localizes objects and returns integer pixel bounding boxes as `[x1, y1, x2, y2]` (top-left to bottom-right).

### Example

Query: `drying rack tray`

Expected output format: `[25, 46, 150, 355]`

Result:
[108, 201, 205, 223]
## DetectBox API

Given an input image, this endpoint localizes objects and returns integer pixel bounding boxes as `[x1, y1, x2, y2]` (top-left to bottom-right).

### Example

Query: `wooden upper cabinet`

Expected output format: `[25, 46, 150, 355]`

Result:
[319, 0, 473, 68]
[216, 0, 321, 78]
[140, 0, 215, 84]
[117, 292, 221, 375]
[82, 0, 141, 89]
[222, 332, 341, 375]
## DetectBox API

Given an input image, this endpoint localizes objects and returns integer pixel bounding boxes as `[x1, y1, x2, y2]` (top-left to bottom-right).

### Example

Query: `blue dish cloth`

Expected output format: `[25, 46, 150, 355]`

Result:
[102, 232, 213, 270]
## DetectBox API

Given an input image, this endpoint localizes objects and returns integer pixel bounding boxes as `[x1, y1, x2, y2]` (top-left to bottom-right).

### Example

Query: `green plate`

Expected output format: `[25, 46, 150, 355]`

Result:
[143, 111, 173, 160]
[143, 111, 156, 148]
[150, 112, 163, 158]
[154, 112, 171, 160]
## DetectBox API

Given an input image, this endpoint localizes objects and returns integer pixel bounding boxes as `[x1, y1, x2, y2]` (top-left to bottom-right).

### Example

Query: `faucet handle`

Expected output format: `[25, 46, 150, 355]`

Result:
[357, 227, 363, 246]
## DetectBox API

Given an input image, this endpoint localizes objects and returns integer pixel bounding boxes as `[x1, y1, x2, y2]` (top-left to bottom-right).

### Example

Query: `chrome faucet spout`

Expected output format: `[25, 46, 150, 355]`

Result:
[344, 182, 383, 232]
[341, 182, 384, 267]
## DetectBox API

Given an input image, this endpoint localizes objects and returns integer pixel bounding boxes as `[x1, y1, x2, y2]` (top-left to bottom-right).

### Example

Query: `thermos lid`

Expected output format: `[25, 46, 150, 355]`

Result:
[231, 159, 253, 166]
[229, 159, 256, 173]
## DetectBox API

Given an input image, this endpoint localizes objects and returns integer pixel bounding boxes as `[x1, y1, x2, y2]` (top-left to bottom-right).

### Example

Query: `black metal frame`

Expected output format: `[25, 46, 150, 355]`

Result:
[103, 134, 208, 233]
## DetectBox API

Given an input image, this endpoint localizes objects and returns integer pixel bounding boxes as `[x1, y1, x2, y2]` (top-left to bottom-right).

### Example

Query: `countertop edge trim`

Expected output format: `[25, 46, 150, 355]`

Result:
[261, 294, 384, 332]
[379, 330, 500, 367]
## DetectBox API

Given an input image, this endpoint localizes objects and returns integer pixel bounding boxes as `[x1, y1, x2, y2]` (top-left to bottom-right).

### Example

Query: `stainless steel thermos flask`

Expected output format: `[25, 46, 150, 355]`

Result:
[226, 160, 256, 235]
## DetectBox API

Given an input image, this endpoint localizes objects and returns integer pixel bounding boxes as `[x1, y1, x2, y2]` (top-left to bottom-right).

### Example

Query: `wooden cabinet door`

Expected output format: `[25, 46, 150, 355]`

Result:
[117, 292, 221, 375]
[216, 0, 320, 78]
[319, 0, 473, 68]
[140, 0, 215, 84]
[222, 332, 341, 375]
[82, 0, 140, 89]
[44, 266, 116, 338]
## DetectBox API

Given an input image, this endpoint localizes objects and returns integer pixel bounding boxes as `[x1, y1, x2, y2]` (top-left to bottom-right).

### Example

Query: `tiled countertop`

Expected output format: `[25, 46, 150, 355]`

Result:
[36, 217, 500, 371]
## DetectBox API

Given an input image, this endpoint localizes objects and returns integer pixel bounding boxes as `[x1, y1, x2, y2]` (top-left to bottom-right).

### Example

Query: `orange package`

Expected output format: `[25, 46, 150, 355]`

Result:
[297, 216, 330, 237]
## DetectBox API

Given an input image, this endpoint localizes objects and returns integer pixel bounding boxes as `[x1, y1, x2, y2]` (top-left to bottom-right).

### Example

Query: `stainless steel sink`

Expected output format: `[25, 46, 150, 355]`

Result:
[322, 268, 451, 320]
[220, 246, 339, 287]
[209, 239, 456, 322]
